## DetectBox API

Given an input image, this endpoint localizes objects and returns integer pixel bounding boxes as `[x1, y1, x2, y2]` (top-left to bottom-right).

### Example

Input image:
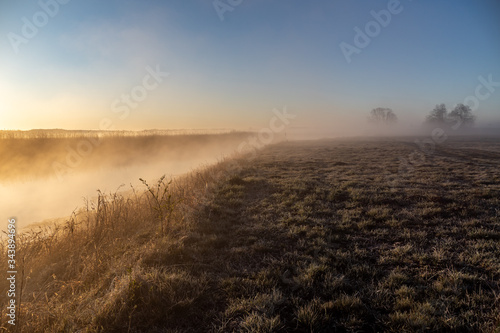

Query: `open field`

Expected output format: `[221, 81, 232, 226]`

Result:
[1, 136, 500, 332]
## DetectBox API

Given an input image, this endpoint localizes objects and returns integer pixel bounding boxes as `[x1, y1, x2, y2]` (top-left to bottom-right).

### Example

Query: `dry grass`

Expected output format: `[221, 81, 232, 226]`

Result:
[1, 136, 500, 332]
[0, 154, 245, 331]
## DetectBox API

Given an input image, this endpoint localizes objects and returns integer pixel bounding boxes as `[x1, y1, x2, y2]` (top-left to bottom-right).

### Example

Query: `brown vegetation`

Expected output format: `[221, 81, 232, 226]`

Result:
[1, 136, 500, 332]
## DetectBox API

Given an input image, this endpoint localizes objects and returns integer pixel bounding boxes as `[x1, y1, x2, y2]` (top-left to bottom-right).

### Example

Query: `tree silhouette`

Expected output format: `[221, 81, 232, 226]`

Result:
[425, 103, 476, 128]
[449, 103, 475, 127]
[426, 104, 448, 124]
[369, 108, 398, 125]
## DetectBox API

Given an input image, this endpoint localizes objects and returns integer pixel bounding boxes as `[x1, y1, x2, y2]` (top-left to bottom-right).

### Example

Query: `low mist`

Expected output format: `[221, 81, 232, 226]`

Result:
[1, 132, 254, 229]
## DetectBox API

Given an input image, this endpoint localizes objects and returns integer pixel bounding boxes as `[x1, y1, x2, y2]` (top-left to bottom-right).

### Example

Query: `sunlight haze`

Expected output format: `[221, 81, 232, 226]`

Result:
[1, 0, 499, 132]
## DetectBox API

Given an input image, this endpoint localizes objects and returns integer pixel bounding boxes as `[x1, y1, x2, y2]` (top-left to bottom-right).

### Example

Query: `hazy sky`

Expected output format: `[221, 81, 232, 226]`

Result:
[1, 0, 499, 131]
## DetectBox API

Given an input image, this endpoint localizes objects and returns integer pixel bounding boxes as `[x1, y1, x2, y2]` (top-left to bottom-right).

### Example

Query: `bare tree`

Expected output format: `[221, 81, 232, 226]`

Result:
[426, 104, 448, 124]
[449, 103, 475, 127]
[369, 108, 398, 125]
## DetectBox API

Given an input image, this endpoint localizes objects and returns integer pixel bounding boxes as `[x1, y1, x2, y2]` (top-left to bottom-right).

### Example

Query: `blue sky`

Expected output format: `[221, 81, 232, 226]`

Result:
[0, 0, 499, 131]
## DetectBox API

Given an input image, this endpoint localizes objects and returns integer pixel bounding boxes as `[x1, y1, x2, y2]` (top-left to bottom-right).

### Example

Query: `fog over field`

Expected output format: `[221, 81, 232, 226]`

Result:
[1, 0, 500, 331]
[3, 123, 498, 229]
[0, 132, 253, 228]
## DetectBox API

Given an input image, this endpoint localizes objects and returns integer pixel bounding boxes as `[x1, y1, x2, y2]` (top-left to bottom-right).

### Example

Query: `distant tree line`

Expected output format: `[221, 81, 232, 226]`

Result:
[368, 107, 398, 125]
[368, 103, 476, 128]
[0, 129, 238, 140]
[425, 103, 475, 127]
